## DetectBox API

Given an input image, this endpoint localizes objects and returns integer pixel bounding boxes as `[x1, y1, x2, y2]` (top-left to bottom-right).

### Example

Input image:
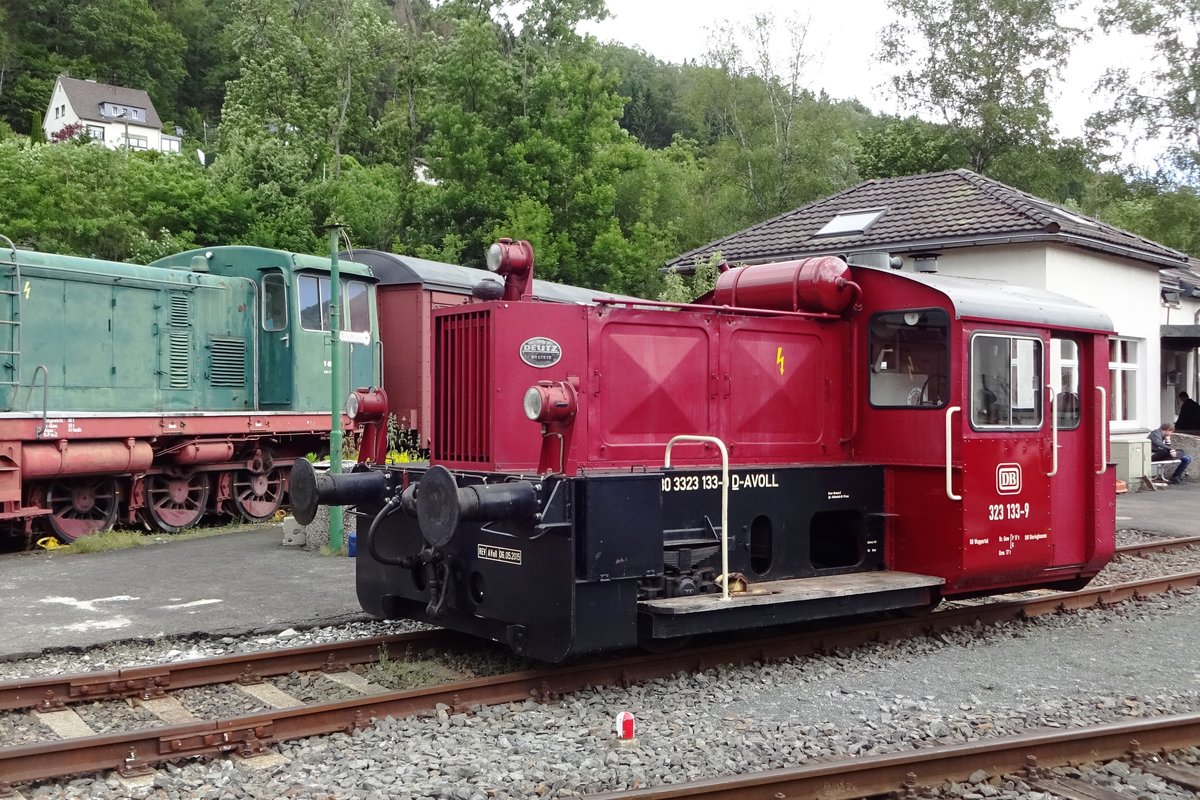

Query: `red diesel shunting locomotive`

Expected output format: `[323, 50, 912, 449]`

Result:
[294, 239, 1116, 662]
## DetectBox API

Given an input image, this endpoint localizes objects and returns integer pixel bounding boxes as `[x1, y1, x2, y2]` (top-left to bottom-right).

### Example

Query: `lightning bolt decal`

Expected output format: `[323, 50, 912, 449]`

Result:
[776, 346, 785, 375]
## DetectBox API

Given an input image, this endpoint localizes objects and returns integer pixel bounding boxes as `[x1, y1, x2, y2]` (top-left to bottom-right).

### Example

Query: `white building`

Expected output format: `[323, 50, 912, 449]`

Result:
[667, 169, 1192, 487]
[43, 75, 181, 153]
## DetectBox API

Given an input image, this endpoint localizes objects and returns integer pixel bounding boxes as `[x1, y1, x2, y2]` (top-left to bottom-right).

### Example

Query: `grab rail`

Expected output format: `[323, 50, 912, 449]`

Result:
[664, 435, 732, 601]
[1046, 385, 1058, 477]
[945, 406, 961, 501]
[1096, 386, 1108, 475]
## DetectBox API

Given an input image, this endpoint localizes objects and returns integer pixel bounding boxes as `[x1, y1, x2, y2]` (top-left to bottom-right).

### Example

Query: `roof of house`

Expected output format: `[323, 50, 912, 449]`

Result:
[55, 75, 162, 129]
[667, 169, 1189, 272]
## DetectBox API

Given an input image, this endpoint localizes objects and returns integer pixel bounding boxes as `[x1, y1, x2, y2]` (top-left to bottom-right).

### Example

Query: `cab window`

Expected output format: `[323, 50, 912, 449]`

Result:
[1051, 337, 1081, 429]
[298, 274, 370, 332]
[262, 273, 287, 332]
[869, 309, 950, 407]
[971, 334, 1042, 428]
[298, 275, 332, 331]
[345, 280, 370, 333]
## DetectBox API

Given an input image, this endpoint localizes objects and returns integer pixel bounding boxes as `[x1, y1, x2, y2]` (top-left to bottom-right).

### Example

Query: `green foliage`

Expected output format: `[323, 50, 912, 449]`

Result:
[1092, 0, 1200, 181]
[0, 0, 1199, 279]
[658, 251, 724, 303]
[880, 0, 1079, 173]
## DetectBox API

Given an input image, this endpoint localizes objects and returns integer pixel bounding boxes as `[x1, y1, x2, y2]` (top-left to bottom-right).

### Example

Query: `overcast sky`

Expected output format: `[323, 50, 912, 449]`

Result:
[581, 0, 1153, 162]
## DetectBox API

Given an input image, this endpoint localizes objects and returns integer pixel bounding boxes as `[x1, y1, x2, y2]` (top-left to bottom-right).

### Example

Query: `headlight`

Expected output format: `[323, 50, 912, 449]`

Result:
[523, 386, 545, 420]
[523, 381, 577, 425]
[345, 391, 360, 420]
[486, 243, 504, 272]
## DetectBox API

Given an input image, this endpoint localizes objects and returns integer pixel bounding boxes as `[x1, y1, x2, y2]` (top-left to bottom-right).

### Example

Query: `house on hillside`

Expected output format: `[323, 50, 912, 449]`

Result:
[667, 168, 1192, 486]
[43, 75, 181, 153]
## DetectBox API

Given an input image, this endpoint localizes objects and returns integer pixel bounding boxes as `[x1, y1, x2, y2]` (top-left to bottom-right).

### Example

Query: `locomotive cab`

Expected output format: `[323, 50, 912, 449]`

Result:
[299, 244, 1115, 662]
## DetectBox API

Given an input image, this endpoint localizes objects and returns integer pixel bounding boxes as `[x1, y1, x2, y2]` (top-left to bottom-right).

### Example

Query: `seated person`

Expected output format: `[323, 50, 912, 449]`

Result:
[1177, 391, 1200, 431]
[1149, 422, 1193, 484]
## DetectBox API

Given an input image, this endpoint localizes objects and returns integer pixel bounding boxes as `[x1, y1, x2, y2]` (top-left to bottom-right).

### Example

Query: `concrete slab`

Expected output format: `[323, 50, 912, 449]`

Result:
[0, 527, 367, 660]
[1116, 479, 1200, 537]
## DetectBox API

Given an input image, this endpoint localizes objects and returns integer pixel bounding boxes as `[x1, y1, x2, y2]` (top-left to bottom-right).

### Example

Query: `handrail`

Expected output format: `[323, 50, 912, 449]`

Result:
[27, 364, 48, 438]
[1045, 385, 1058, 477]
[945, 406, 961, 501]
[1096, 386, 1108, 475]
[664, 435, 732, 601]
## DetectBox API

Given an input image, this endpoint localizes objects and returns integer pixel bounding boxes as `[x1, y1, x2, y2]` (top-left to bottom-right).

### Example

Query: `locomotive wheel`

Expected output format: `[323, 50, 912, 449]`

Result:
[45, 478, 120, 543]
[232, 468, 286, 522]
[145, 472, 209, 533]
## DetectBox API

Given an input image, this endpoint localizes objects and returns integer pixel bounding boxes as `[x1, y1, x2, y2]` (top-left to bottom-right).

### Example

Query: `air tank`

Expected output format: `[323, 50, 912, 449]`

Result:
[711, 256, 861, 314]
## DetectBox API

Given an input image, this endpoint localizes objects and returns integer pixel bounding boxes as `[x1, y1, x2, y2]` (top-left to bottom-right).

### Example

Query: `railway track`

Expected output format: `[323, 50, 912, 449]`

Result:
[590, 711, 1200, 799]
[3, 539, 1200, 793]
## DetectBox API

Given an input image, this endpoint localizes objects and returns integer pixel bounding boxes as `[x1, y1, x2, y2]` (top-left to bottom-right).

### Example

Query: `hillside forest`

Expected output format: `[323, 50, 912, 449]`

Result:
[0, 0, 1197, 295]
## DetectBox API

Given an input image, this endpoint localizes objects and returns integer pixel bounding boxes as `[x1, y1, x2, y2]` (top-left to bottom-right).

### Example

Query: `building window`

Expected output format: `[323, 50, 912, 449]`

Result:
[1109, 337, 1140, 424]
[54, 107, 60, 120]
[160, 137, 181, 153]
[123, 134, 148, 150]
[87, 126, 104, 140]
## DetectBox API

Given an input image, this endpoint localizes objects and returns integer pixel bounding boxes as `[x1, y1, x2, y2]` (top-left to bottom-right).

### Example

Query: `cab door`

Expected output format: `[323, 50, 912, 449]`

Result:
[960, 329, 1054, 578]
[1047, 334, 1111, 568]
[258, 271, 293, 408]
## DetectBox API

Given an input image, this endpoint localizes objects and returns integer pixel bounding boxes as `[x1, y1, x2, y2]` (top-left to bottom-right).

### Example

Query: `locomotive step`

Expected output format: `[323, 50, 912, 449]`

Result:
[639, 572, 944, 639]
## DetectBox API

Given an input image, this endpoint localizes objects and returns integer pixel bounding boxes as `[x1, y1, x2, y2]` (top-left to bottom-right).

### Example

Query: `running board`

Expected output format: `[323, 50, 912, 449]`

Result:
[638, 571, 944, 639]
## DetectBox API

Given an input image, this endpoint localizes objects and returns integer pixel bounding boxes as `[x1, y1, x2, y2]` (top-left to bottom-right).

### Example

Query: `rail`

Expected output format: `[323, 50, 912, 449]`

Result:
[5, 568, 1200, 786]
[663, 435, 731, 601]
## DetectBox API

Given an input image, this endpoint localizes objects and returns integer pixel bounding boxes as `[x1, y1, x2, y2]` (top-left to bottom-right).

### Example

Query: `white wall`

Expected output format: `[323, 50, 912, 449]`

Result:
[41, 82, 79, 140]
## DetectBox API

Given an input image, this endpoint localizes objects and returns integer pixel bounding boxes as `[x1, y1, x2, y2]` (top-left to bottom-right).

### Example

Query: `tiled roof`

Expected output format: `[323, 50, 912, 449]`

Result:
[57, 75, 163, 129]
[667, 169, 1189, 271]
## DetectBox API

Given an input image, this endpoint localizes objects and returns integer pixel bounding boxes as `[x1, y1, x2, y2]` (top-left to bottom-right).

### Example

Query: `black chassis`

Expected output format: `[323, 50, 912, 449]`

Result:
[354, 463, 887, 662]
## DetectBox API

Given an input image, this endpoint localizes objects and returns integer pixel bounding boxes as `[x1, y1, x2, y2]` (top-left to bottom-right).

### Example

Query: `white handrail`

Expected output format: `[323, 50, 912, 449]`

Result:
[945, 406, 962, 501]
[1096, 386, 1108, 475]
[1045, 385, 1058, 477]
[664, 435, 732, 602]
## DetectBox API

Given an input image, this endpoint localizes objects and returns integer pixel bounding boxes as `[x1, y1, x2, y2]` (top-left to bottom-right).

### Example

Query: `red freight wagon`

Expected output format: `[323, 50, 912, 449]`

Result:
[297, 243, 1115, 662]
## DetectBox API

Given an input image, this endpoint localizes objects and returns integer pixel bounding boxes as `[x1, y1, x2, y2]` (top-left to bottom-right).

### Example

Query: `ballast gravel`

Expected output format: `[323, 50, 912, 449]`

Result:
[10, 530, 1200, 799]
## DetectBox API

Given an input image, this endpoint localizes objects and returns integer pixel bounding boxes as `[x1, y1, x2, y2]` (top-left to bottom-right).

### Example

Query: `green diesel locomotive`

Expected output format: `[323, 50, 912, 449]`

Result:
[0, 241, 379, 540]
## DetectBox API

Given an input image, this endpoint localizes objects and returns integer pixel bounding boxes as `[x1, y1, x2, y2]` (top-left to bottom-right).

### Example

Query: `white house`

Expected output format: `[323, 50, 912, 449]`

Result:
[667, 169, 1192, 487]
[43, 75, 181, 153]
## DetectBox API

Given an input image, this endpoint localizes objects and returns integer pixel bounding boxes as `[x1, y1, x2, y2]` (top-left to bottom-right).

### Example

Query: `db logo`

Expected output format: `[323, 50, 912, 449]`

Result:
[996, 463, 1022, 495]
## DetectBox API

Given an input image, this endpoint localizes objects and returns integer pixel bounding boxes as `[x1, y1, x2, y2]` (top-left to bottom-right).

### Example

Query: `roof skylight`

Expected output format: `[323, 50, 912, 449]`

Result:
[814, 208, 886, 237]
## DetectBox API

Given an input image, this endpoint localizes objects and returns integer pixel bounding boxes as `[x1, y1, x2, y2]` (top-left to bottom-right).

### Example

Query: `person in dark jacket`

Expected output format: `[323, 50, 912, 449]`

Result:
[1176, 392, 1200, 431]
[1149, 422, 1193, 484]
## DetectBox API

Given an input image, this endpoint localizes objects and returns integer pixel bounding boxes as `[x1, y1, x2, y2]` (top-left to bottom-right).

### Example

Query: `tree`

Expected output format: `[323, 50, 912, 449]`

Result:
[856, 116, 968, 179]
[1091, 0, 1200, 181]
[879, 0, 1078, 173]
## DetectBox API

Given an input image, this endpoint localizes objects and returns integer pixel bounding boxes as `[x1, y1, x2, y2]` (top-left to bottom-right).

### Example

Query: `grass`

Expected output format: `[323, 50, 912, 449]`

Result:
[41, 518, 277, 555]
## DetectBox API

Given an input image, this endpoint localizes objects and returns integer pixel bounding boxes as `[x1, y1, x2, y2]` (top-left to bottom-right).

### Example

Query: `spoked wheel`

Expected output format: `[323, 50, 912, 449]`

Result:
[145, 472, 209, 533]
[45, 478, 120, 542]
[232, 468, 286, 522]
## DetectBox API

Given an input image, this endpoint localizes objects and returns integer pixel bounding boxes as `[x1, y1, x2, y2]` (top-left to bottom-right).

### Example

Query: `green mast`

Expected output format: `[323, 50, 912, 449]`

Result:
[327, 224, 344, 551]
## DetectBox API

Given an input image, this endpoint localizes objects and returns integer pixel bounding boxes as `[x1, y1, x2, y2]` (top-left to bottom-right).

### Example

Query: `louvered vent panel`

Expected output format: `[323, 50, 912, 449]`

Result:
[209, 337, 245, 387]
[168, 293, 191, 327]
[168, 332, 190, 389]
[432, 309, 490, 463]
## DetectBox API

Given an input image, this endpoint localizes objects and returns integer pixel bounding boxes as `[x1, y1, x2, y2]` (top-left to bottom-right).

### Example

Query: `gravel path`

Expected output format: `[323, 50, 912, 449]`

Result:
[10, 531, 1200, 799]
